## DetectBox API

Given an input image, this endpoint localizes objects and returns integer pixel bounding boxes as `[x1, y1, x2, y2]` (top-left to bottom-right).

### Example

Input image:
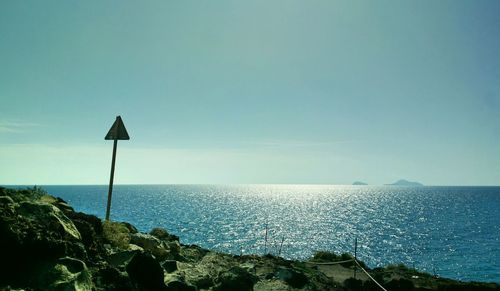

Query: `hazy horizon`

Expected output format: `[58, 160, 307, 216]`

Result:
[1, 1, 499, 186]
[3, 182, 500, 187]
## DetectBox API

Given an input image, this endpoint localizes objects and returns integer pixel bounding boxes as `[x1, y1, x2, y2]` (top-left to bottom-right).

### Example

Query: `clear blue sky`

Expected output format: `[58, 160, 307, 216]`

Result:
[1, 1, 499, 185]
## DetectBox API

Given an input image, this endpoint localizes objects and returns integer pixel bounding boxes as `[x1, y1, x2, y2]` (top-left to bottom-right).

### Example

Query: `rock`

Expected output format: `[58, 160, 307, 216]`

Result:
[180, 266, 213, 290]
[179, 244, 209, 263]
[120, 221, 138, 234]
[165, 279, 197, 291]
[0, 195, 15, 205]
[17, 200, 82, 241]
[213, 266, 257, 291]
[0, 198, 86, 287]
[254, 280, 290, 291]
[130, 233, 178, 261]
[344, 278, 363, 291]
[239, 262, 256, 274]
[150, 227, 180, 242]
[107, 250, 141, 268]
[93, 266, 134, 291]
[162, 260, 178, 273]
[385, 278, 415, 291]
[40, 195, 75, 214]
[38, 257, 93, 291]
[126, 252, 167, 291]
[128, 243, 144, 251]
[66, 211, 106, 263]
[130, 233, 160, 248]
[276, 267, 309, 288]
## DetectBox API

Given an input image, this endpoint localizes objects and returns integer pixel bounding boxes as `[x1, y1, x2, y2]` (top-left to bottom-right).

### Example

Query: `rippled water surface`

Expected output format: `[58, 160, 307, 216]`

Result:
[38, 185, 499, 283]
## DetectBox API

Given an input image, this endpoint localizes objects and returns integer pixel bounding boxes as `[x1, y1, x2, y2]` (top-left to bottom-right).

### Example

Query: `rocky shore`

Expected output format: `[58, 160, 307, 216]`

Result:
[0, 187, 498, 291]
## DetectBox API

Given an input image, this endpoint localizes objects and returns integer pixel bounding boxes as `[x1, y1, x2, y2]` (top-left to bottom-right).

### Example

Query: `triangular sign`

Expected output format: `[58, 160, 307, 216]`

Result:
[105, 116, 130, 140]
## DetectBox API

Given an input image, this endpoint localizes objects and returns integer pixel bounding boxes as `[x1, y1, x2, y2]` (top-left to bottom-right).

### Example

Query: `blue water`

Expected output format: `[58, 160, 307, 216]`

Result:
[12, 185, 500, 283]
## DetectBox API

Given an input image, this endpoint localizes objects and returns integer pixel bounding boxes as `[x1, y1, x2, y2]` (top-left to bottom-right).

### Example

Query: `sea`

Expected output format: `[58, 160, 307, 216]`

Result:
[9, 184, 500, 283]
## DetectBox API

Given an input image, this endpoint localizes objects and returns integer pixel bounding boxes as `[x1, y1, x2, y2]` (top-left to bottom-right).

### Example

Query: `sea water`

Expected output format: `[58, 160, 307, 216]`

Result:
[23, 185, 500, 283]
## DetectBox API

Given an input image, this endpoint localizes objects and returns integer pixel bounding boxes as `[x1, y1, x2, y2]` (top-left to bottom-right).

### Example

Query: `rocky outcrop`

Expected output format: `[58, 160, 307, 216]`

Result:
[126, 252, 167, 291]
[0, 187, 498, 291]
[0, 191, 87, 288]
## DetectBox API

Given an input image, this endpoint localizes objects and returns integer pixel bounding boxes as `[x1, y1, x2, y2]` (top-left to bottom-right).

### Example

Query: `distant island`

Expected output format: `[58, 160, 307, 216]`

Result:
[352, 181, 368, 185]
[387, 179, 424, 186]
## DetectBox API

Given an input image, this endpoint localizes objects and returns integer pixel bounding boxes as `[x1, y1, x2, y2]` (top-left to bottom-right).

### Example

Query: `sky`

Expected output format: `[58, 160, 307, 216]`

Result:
[1, 1, 499, 185]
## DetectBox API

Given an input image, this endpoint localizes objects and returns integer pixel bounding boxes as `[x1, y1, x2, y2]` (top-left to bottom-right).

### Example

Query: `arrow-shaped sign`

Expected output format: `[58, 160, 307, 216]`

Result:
[104, 116, 130, 221]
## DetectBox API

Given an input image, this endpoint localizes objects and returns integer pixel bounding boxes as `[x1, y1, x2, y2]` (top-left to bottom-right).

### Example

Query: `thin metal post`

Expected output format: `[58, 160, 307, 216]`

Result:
[278, 236, 285, 256]
[105, 139, 118, 221]
[354, 237, 358, 279]
[264, 222, 268, 254]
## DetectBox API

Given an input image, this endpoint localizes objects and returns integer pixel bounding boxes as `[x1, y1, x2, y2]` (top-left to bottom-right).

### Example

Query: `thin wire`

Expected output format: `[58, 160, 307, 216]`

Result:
[355, 259, 388, 291]
[305, 259, 355, 265]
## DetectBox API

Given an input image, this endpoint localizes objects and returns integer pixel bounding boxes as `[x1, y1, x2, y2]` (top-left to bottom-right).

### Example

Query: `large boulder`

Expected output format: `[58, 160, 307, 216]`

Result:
[179, 244, 209, 263]
[107, 250, 142, 268]
[126, 252, 167, 291]
[150, 227, 179, 242]
[37, 257, 93, 291]
[165, 279, 198, 291]
[93, 266, 135, 291]
[275, 267, 309, 288]
[0, 196, 86, 287]
[66, 211, 107, 264]
[213, 266, 257, 291]
[162, 260, 178, 273]
[130, 233, 179, 261]
[17, 200, 82, 241]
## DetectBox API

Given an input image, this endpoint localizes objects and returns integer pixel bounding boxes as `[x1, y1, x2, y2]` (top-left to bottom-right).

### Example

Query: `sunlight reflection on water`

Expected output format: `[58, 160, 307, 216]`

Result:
[41, 184, 500, 283]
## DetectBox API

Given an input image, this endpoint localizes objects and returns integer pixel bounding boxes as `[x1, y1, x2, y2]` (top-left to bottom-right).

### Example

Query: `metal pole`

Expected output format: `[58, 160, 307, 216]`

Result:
[105, 139, 118, 221]
[264, 222, 268, 254]
[354, 237, 358, 279]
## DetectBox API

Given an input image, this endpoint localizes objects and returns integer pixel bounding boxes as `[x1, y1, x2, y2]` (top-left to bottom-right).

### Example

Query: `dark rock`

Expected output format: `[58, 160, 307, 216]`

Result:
[67, 211, 106, 263]
[126, 252, 166, 291]
[150, 227, 180, 242]
[213, 266, 257, 291]
[0, 197, 86, 287]
[162, 260, 178, 273]
[121, 221, 138, 234]
[37, 257, 93, 291]
[344, 278, 363, 291]
[52, 196, 75, 213]
[0, 195, 15, 205]
[191, 275, 213, 289]
[107, 250, 141, 268]
[130, 233, 172, 260]
[166, 280, 198, 291]
[385, 278, 415, 291]
[276, 267, 309, 288]
[179, 244, 209, 263]
[93, 266, 134, 291]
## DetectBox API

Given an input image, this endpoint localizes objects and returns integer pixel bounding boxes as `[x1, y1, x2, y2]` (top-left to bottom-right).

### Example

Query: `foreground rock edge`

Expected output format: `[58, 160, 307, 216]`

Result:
[0, 187, 498, 291]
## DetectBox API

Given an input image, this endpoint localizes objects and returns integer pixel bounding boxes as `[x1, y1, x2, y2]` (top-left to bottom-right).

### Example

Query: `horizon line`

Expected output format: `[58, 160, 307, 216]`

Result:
[2, 183, 500, 187]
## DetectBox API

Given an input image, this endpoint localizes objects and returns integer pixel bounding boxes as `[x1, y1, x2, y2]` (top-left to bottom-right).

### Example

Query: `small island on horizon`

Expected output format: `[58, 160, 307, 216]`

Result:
[352, 181, 368, 185]
[387, 179, 424, 187]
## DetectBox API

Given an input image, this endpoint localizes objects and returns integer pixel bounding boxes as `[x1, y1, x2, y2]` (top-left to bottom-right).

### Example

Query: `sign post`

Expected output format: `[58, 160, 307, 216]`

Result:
[104, 116, 130, 221]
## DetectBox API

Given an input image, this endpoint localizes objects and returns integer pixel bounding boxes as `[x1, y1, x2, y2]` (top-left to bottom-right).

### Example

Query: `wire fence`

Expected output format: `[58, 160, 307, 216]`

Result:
[306, 258, 388, 291]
